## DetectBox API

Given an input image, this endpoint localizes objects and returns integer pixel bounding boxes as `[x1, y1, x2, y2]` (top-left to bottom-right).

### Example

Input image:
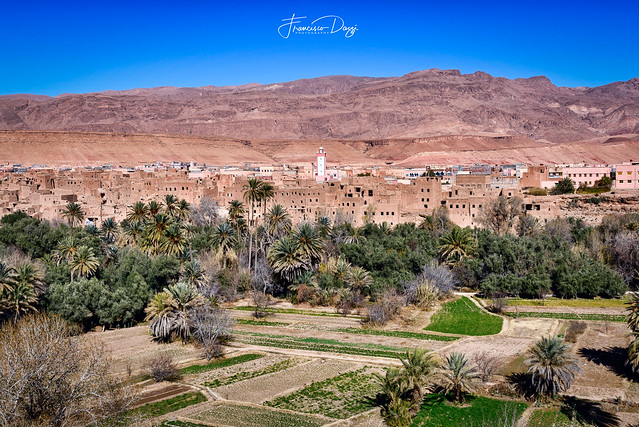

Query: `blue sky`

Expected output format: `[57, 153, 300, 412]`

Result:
[1, 0, 638, 95]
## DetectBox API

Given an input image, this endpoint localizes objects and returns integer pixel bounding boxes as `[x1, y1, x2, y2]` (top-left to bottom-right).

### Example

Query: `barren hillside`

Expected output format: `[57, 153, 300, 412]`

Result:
[2, 130, 639, 167]
[1, 70, 638, 143]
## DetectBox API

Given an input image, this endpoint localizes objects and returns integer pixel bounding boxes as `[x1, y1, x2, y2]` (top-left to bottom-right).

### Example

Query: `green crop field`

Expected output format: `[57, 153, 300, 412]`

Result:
[424, 297, 503, 336]
[130, 392, 207, 418]
[204, 358, 301, 388]
[233, 330, 413, 358]
[336, 327, 460, 342]
[180, 353, 264, 375]
[266, 368, 378, 419]
[506, 312, 626, 322]
[411, 393, 527, 426]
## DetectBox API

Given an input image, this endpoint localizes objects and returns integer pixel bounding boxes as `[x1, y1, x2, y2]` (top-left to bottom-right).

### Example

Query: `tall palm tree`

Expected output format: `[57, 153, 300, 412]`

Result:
[160, 223, 186, 256]
[291, 223, 324, 266]
[119, 219, 144, 247]
[438, 226, 477, 265]
[62, 201, 84, 239]
[265, 204, 291, 238]
[54, 236, 78, 266]
[526, 336, 581, 399]
[267, 237, 308, 283]
[0, 261, 16, 295]
[243, 178, 264, 272]
[147, 200, 161, 217]
[127, 201, 148, 224]
[398, 349, 439, 411]
[14, 263, 45, 295]
[101, 217, 118, 243]
[440, 352, 479, 402]
[164, 194, 179, 218]
[176, 199, 191, 221]
[147, 213, 171, 254]
[69, 246, 99, 280]
[212, 222, 237, 268]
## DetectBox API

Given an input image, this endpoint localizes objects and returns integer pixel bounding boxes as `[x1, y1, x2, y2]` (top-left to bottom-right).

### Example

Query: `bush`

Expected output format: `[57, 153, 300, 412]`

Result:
[145, 354, 182, 382]
[366, 290, 403, 325]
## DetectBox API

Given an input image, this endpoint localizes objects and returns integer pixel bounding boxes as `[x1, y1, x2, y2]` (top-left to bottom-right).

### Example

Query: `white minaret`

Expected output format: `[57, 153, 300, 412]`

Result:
[317, 146, 326, 179]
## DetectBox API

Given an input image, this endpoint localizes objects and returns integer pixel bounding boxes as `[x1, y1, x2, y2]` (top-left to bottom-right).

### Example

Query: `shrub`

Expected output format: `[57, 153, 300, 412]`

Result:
[145, 354, 182, 382]
[527, 187, 548, 196]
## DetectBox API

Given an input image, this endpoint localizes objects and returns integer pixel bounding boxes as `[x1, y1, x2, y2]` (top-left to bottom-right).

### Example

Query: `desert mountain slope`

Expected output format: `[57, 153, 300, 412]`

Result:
[1, 70, 638, 142]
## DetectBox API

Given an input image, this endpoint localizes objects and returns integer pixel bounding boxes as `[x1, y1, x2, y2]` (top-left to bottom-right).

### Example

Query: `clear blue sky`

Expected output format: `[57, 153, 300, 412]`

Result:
[2, 0, 638, 95]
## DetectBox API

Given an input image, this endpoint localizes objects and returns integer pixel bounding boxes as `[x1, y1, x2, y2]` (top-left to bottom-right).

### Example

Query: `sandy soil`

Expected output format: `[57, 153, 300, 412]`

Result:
[504, 306, 626, 316]
[213, 358, 359, 404]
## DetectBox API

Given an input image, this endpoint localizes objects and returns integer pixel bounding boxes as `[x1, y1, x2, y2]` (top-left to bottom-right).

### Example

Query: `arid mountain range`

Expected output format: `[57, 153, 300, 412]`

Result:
[1, 69, 638, 166]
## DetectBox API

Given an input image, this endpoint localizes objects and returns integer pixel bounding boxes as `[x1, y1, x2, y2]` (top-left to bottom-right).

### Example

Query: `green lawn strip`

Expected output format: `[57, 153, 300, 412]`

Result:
[336, 327, 460, 342]
[235, 318, 291, 326]
[498, 297, 628, 308]
[192, 403, 329, 427]
[233, 330, 411, 358]
[131, 391, 207, 419]
[528, 407, 588, 427]
[505, 312, 626, 322]
[232, 305, 361, 318]
[180, 353, 264, 375]
[411, 393, 528, 427]
[265, 368, 378, 419]
[425, 297, 503, 336]
[204, 358, 302, 388]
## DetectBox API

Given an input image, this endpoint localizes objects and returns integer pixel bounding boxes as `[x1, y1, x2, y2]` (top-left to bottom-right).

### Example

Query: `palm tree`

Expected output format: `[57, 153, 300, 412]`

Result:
[438, 226, 477, 265]
[69, 246, 99, 280]
[1, 281, 38, 322]
[119, 219, 144, 246]
[627, 292, 639, 332]
[164, 194, 179, 218]
[265, 204, 291, 238]
[127, 201, 148, 224]
[398, 349, 439, 410]
[628, 333, 639, 371]
[62, 201, 84, 239]
[176, 199, 190, 221]
[243, 178, 264, 272]
[346, 266, 372, 295]
[160, 223, 186, 256]
[374, 367, 412, 427]
[101, 217, 118, 242]
[148, 200, 161, 217]
[267, 237, 308, 283]
[212, 222, 237, 268]
[526, 336, 581, 399]
[14, 263, 44, 294]
[181, 260, 207, 288]
[440, 352, 479, 402]
[0, 261, 16, 295]
[291, 223, 324, 266]
[342, 226, 366, 244]
[315, 215, 332, 239]
[259, 182, 275, 216]
[147, 213, 171, 254]
[145, 282, 203, 342]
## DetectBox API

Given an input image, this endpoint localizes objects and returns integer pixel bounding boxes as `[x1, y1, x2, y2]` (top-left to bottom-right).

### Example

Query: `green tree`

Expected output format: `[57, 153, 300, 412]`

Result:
[62, 201, 84, 240]
[526, 336, 581, 399]
[291, 223, 324, 266]
[160, 223, 186, 256]
[100, 217, 118, 242]
[438, 226, 477, 265]
[553, 177, 575, 195]
[267, 237, 308, 283]
[375, 367, 412, 427]
[126, 201, 148, 224]
[398, 349, 439, 412]
[265, 204, 291, 238]
[0, 261, 15, 295]
[163, 194, 179, 218]
[212, 222, 237, 268]
[69, 246, 99, 280]
[243, 178, 264, 272]
[440, 352, 479, 402]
